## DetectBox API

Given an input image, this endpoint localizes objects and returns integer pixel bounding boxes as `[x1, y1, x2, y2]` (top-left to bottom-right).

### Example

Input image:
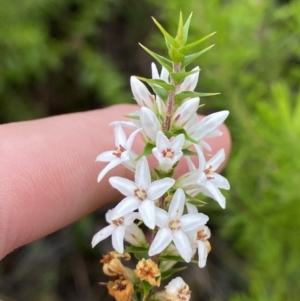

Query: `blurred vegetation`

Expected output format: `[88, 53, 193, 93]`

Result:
[1, 0, 300, 300]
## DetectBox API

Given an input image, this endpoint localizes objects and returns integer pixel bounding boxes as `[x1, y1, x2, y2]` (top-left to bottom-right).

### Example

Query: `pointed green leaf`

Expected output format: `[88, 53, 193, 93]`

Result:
[183, 12, 193, 45]
[182, 44, 215, 68]
[180, 32, 216, 54]
[175, 91, 220, 102]
[182, 149, 197, 156]
[152, 17, 180, 48]
[168, 46, 185, 63]
[139, 43, 173, 72]
[135, 142, 155, 161]
[169, 69, 198, 84]
[175, 12, 184, 46]
[151, 84, 168, 101]
[161, 266, 187, 280]
[172, 128, 198, 144]
[159, 254, 198, 263]
[136, 76, 174, 91]
[142, 280, 153, 301]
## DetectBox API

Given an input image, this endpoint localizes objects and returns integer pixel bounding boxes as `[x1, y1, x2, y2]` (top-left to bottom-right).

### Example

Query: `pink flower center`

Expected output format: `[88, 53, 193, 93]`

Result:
[204, 165, 214, 180]
[162, 148, 174, 159]
[113, 144, 126, 158]
[112, 217, 124, 226]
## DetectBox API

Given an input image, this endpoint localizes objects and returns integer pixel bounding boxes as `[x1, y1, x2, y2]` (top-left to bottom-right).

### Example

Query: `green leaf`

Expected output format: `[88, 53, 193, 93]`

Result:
[182, 45, 215, 68]
[139, 43, 173, 72]
[154, 168, 175, 179]
[168, 46, 185, 63]
[152, 17, 180, 48]
[172, 128, 198, 144]
[169, 69, 198, 84]
[161, 266, 187, 280]
[174, 91, 220, 102]
[180, 32, 216, 54]
[136, 76, 174, 91]
[159, 255, 198, 263]
[142, 280, 153, 301]
[135, 142, 155, 161]
[182, 149, 197, 156]
[124, 246, 149, 253]
[151, 84, 168, 101]
[183, 12, 193, 45]
[175, 12, 184, 46]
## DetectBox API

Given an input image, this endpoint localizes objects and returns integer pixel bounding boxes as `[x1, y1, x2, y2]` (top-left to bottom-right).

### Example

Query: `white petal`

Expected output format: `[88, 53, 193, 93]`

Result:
[154, 207, 169, 228]
[125, 128, 142, 150]
[156, 131, 171, 150]
[186, 203, 198, 214]
[185, 156, 196, 171]
[170, 134, 185, 153]
[211, 174, 230, 190]
[203, 181, 226, 209]
[135, 156, 151, 189]
[172, 98, 200, 127]
[149, 228, 173, 256]
[109, 177, 136, 196]
[180, 213, 209, 232]
[97, 158, 122, 183]
[197, 241, 208, 268]
[151, 62, 159, 79]
[140, 107, 162, 142]
[207, 149, 225, 171]
[123, 212, 141, 225]
[195, 145, 206, 172]
[139, 199, 156, 229]
[112, 226, 126, 253]
[130, 76, 154, 108]
[173, 231, 192, 262]
[179, 66, 200, 92]
[124, 223, 148, 247]
[168, 188, 185, 220]
[91, 224, 115, 248]
[114, 124, 127, 147]
[111, 196, 141, 219]
[96, 150, 116, 162]
[160, 66, 169, 82]
[147, 178, 175, 200]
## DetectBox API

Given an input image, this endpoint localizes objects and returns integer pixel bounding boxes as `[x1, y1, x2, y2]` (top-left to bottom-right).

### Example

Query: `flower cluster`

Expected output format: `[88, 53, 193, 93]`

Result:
[92, 13, 230, 301]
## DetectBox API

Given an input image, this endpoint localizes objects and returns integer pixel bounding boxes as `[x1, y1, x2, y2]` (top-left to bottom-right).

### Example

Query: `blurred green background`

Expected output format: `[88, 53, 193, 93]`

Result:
[1, 0, 300, 300]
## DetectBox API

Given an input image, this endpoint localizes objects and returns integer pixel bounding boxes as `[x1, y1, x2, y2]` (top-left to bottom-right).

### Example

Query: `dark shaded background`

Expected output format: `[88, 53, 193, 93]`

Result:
[1, 0, 300, 300]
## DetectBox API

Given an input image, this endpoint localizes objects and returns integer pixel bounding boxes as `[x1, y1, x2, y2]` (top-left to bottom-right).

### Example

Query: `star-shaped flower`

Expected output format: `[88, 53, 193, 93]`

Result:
[148, 188, 209, 262]
[109, 156, 175, 229]
[96, 124, 140, 183]
[152, 131, 185, 172]
[91, 210, 141, 253]
[176, 146, 230, 208]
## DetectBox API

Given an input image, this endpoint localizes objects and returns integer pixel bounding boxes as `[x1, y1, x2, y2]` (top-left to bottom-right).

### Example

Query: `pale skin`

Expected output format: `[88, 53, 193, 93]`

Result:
[0, 104, 231, 260]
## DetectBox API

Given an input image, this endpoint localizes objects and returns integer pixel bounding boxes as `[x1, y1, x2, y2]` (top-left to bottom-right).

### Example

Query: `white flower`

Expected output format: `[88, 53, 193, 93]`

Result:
[171, 97, 200, 129]
[165, 277, 191, 301]
[130, 76, 156, 110]
[177, 146, 230, 209]
[184, 110, 229, 150]
[152, 131, 185, 172]
[109, 156, 175, 229]
[188, 226, 211, 268]
[96, 124, 140, 182]
[91, 210, 140, 253]
[151, 62, 169, 82]
[140, 107, 162, 142]
[149, 188, 209, 262]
